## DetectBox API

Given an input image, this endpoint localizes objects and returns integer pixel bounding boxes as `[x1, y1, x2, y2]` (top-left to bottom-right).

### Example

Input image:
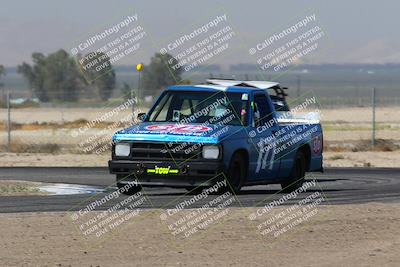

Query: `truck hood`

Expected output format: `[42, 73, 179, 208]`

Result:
[112, 122, 241, 144]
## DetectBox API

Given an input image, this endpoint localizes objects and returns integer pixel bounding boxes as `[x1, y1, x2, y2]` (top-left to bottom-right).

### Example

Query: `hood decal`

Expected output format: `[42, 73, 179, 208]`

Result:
[113, 133, 219, 144]
[112, 123, 238, 144]
[145, 124, 211, 134]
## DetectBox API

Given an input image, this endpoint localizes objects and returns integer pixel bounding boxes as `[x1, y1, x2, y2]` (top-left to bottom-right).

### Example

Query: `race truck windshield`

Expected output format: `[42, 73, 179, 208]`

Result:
[146, 91, 249, 126]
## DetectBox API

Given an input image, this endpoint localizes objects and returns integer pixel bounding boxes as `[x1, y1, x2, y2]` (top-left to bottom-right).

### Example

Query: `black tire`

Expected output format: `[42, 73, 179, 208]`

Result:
[224, 153, 246, 193]
[281, 150, 306, 192]
[116, 175, 142, 195]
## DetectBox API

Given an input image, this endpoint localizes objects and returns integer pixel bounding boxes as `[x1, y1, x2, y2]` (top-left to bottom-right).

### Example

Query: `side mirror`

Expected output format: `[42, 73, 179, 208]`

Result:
[137, 112, 146, 121]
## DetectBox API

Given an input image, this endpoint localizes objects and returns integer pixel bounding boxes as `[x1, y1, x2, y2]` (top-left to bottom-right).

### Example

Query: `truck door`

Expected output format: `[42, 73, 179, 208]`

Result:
[248, 92, 280, 181]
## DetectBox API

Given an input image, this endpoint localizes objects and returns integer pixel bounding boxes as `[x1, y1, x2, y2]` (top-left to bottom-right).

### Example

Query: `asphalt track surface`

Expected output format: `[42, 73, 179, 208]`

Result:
[0, 167, 399, 213]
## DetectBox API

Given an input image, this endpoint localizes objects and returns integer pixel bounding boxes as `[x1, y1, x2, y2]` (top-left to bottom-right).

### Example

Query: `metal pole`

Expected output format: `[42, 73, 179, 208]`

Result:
[137, 71, 141, 113]
[131, 85, 135, 120]
[6, 91, 11, 151]
[296, 75, 301, 98]
[371, 87, 376, 147]
[138, 71, 141, 100]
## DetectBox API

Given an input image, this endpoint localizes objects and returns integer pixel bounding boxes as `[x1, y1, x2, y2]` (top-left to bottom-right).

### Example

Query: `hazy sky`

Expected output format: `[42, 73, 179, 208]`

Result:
[1, 0, 399, 66]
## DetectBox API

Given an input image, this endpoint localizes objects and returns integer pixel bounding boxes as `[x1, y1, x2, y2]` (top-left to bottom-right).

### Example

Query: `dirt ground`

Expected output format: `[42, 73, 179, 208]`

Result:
[324, 151, 400, 167]
[0, 151, 399, 168]
[0, 203, 399, 266]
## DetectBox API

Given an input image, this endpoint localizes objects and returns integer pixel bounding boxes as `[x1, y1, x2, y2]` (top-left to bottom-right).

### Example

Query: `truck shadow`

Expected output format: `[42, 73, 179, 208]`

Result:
[146, 187, 359, 197]
[237, 188, 359, 195]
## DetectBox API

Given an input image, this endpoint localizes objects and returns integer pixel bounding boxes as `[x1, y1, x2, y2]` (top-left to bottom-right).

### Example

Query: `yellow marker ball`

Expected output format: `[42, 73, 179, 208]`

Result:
[136, 63, 143, 72]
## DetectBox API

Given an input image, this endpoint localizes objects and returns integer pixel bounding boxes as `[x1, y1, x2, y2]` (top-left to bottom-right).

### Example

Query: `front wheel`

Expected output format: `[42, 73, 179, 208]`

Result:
[224, 153, 246, 193]
[280, 150, 306, 192]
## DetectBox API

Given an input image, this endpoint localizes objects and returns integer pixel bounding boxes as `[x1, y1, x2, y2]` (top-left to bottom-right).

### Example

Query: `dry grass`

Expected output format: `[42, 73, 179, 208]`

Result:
[0, 119, 119, 131]
[328, 154, 345, 160]
[0, 180, 45, 196]
[0, 107, 398, 156]
[0, 143, 61, 154]
[324, 139, 399, 152]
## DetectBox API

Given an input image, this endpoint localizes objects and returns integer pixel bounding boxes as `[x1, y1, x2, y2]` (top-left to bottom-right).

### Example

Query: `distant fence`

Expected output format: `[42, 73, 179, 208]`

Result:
[0, 92, 399, 155]
[2, 71, 400, 108]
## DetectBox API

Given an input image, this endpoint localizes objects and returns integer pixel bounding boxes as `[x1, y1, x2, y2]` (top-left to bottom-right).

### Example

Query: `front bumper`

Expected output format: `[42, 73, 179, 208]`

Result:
[108, 160, 225, 188]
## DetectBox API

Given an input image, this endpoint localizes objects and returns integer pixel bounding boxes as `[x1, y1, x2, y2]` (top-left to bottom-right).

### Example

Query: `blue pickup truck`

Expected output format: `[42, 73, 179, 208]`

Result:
[109, 79, 323, 195]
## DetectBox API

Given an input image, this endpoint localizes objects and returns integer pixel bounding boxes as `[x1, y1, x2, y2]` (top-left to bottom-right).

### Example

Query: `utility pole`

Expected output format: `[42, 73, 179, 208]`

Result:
[6, 91, 11, 151]
[371, 87, 376, 147]
[133, 63, 143, 121]
[137, 69, 142, 99]
[130, 86, 135, 119]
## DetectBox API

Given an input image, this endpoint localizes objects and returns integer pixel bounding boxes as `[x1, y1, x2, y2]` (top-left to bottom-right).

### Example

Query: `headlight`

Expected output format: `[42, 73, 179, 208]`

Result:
[115, 143, 131, 157]
[202, 145, 220, 159]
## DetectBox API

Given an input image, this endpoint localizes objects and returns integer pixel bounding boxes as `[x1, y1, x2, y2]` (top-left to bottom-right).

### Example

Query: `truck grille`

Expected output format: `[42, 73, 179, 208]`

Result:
[130, 142, 202, 160]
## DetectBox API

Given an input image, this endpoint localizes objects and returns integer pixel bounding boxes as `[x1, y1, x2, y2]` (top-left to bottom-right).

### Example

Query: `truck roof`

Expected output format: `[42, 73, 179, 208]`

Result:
[167, 84, 261, 93]
[168, 79, 281, 94]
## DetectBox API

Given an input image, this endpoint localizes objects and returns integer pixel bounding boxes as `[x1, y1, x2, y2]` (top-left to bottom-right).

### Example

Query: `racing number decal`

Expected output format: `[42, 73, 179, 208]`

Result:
[256, 140, 276, 173]
[145, 124, 211, 133]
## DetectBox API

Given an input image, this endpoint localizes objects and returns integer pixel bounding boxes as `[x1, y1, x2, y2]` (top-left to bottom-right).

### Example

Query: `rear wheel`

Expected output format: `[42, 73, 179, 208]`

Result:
[116, 175, 142, 195]
[280, 150, 306, 192]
